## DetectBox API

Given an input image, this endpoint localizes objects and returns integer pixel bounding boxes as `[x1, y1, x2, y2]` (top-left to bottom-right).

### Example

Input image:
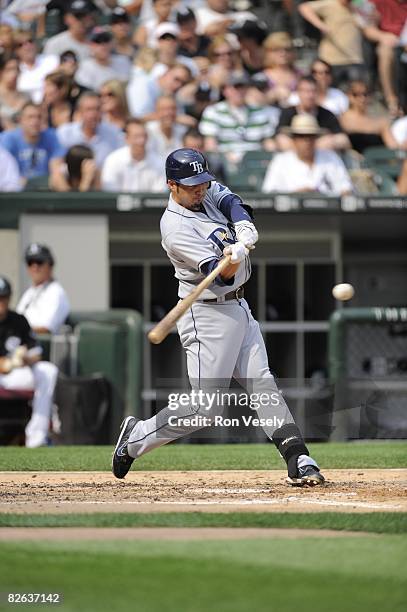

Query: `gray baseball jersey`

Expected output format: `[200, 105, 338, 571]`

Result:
[161, 182, 251, 299]
[125, 176, 320, 479]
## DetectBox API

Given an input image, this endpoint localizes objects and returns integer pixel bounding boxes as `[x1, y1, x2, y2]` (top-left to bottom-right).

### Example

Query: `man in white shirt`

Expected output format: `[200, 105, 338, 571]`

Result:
[17, 243, 70, 334]
[43, 0, 96, 62]
[0, 145, 22, 191]
[101, 118, 167, 192]
[57, 92, 125, 168]
[75, 26, 132, 91]
[146, 95, 186, 164]
[15, 32, 59, 103]
[262, 114, 353, 196]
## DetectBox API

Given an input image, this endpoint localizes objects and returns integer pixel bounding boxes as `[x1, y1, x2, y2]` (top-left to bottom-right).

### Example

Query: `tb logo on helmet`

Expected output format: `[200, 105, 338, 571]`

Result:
[189, 161, 203, 174]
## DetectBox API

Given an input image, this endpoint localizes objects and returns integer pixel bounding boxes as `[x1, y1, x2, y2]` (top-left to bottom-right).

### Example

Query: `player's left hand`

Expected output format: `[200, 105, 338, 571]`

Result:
[234, 221, 258, 248]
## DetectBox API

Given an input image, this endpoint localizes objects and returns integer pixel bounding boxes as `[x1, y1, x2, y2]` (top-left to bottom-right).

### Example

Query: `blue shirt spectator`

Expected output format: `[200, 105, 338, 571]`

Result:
[0, 103, 65, 180]
[56, 92, 125, 167]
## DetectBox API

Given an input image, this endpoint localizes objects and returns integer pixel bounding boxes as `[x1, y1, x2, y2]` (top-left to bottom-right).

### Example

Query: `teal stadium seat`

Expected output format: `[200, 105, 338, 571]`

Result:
[225, 150, 274, 192]
[363, 146, 406, 180]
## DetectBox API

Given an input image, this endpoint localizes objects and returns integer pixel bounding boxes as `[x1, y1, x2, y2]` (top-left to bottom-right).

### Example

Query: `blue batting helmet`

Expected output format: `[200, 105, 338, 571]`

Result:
[165, 148, 216, 186]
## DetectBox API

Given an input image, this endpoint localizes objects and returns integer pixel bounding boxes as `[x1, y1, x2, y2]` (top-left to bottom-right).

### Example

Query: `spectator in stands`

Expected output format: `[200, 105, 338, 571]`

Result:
[230, 18, 268, 75]
[199, 73, 277, 159]
[195, 0, 256, 37]
[126, 62, 192, 119]
[176, 7, 210, 59]
[262, 31, 301, 108]
[57, 91, 124, 167]
[17, 243, 70, 334]
[43, 0, 96, 62]
[101, 118, 166, 192]
[133, 0, 174, 48]
[151, 22, 198, 77]
[276, 75, 351, 151]
[207, 35, 243, 91]
[15, 30, 59, 103]
[42, 71, 73, 129]
[0, 54, 28, 130]
[0, 275, 58, 448]
[0, 143, 22, 191]
[362, 0, 407, 116]
[262, 114, 353, 195]
[146, 95, 187, 162]
[110, 7, 135, 60]
[100, 79, 129, 131]
[246, 72, 273, 107]
[299, 0, 364, 86]
[75, 26, 131, 92]
[339, 80, 394, 153]
[288, 59, 349, 116]
[51, 144, 101, 192]
[0, 102, 65, 184]
[57, 50, 87, 113]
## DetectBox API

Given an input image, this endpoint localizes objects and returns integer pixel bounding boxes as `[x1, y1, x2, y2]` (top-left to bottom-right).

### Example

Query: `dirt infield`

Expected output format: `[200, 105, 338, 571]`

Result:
[0, 469, 406, 514]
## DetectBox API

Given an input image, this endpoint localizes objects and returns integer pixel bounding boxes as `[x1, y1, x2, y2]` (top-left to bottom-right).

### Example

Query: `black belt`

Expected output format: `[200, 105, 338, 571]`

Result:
[202, 287, 244, 303]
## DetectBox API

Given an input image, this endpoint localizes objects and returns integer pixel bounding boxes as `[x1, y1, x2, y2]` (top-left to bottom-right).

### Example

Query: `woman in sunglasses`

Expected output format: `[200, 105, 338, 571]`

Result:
[207, 35, 243, 92]
[100, 79, 129, 131]
[339, 80, 394, 153]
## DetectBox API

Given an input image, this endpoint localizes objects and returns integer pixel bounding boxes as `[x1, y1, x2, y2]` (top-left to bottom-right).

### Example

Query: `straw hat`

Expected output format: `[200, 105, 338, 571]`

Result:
[282, 114, 327, 136]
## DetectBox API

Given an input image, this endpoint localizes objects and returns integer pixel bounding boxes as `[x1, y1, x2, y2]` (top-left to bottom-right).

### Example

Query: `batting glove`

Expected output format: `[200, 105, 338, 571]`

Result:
[223, 242, 249, 263]
[234, 221, 258, 248]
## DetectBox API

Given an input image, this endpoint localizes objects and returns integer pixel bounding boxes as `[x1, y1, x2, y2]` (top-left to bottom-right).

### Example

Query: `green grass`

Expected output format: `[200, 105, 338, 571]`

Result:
[0, 512, 406, 534]
[1, 442, 406, 471]
[0, 537, 406, 612]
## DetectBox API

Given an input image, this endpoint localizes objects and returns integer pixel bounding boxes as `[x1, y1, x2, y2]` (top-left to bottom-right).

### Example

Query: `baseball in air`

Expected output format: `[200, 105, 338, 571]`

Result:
[332, 283, 355, 301]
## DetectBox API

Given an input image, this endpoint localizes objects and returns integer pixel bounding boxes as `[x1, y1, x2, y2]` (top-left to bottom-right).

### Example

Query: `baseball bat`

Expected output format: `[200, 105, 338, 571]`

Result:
[148, 255, 232, 345]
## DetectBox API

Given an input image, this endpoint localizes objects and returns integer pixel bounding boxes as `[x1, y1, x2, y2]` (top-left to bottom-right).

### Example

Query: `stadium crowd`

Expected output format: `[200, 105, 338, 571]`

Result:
[0, 0, 406, 195]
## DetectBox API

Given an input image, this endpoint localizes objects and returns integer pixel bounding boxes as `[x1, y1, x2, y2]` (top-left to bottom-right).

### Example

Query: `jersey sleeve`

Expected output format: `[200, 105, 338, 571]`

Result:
[206, 182, 253, 223]
[164, 229, 219, 273]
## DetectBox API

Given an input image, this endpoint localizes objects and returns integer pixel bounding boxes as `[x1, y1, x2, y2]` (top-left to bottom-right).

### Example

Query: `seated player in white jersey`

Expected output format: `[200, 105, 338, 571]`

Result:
[113, 148, 325, 487]
[17, 243, 70, 334]
[0, 276, 58, 447]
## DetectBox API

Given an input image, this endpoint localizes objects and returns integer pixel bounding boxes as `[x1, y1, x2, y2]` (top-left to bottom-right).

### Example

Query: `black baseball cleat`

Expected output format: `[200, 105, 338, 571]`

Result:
[112, 416, 138, 479]
[286, 465, 325, 487]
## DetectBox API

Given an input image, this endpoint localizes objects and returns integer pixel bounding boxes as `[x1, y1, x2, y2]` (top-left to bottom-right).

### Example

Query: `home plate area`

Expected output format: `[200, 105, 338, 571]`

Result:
[0, 469, 406, 514]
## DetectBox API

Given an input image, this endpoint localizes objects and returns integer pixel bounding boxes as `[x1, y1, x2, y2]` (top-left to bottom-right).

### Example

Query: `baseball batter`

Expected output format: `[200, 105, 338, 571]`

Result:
[113, 148, 325, 487]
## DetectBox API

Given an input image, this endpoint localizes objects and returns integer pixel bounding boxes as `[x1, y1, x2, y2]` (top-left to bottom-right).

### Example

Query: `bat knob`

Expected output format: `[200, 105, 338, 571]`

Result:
[148, 330, 162, 345]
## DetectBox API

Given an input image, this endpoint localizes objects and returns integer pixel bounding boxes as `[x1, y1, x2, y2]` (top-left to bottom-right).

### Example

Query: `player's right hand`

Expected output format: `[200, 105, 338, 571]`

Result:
[223, 243, 249, 263]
